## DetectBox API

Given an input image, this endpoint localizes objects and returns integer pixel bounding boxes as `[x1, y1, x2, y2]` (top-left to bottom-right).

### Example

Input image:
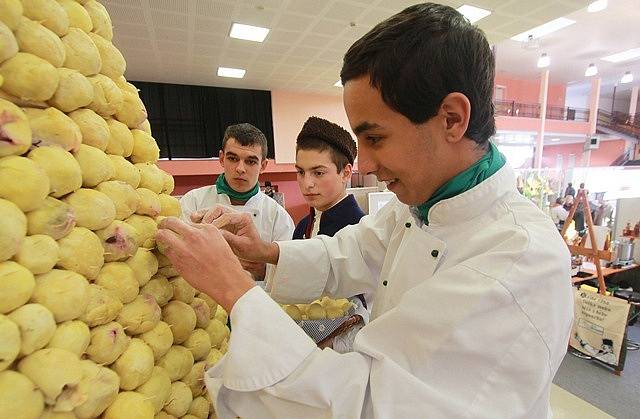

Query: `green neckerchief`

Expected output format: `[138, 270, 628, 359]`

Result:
[215, 173, 260, 203]
[417, 142, 506, 225]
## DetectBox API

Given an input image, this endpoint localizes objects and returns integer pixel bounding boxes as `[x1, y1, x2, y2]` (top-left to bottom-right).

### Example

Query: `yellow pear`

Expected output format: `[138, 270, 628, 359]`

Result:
[21, 0, 69, 36]
[24, 107, 82, 151]
[47, 67, 94, 112]
[0, 98, 32, 157]
[83, 0, 113, 41]
[0, 52, 59, 101]
[87, 74, 123, 117]
[88, 32, 124, 80]
[0, 155, 49, 211]
[68, 108, 109, 150]
[14, 17, 65, 67]
[28, 145, 83, 197]
[61, 27, 101, 76]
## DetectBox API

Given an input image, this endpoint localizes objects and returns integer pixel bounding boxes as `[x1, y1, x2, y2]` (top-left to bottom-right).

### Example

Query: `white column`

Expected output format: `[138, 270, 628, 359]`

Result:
[584, 77, 602, 167]
[534, 69, 549, 169]
[629, 85, 638, 123]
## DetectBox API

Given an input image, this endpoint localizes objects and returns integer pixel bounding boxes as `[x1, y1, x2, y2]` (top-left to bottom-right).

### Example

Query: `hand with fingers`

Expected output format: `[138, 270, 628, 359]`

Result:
[239, 259, 267, 281]
[190, 204, 237, 225]
[207, 211, 280, 265]
[155, 216, 256, 313]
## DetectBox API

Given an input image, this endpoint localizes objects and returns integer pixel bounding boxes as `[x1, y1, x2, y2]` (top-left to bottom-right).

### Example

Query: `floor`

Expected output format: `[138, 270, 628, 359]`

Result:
[551, 385, 614, 418]
[552, 323, 640, 418]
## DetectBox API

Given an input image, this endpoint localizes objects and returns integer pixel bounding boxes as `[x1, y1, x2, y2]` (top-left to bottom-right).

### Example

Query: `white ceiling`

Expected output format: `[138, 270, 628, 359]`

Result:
[105, 0, 592, 95]
[495, 0, 640, 95]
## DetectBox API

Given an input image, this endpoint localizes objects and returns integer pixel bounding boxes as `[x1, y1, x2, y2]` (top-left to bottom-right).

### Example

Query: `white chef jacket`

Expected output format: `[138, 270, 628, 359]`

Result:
[204, 165, 574, 418]
[180, 185, 294, 242]
[549, 205, 568, 226]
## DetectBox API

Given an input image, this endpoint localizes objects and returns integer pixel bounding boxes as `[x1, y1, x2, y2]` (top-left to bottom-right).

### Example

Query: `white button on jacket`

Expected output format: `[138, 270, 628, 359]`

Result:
[205, 165, 574, 419]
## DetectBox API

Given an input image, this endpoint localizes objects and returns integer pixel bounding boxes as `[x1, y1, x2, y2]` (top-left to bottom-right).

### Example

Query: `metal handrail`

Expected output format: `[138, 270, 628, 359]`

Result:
[494, 100, 589, 121]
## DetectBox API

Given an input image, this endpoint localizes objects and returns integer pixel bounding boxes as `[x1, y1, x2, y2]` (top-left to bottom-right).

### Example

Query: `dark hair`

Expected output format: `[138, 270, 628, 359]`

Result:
[568, 183, 573, 186]
[296, 117, 357, 172]
[340, 2, 495, 145]
[555, 198, 563, 205]
[297, 137, 351, 172]
[222, 123, 268, 160]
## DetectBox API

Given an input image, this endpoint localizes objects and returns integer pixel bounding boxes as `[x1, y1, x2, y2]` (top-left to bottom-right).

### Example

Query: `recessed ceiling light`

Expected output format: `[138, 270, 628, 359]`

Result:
[584, 63, 598, 77]
[621, 71, 633, 84]
[456, 5, 491, 23]
[601, 47, 640, 63]
[511, 18, 576, 42]
[551, 138, 561, 142]
[334, 80, 342, 87]
[217, 67, 246, 78]
[587, 0, 607, 13]
[229, 23, 270, 42]
[537, 53, 550, 68]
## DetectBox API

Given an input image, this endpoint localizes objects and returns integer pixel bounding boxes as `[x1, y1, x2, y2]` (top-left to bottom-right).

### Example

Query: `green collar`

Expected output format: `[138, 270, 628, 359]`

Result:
[416, 142, 506, 225]
[215, 173, 260, 203]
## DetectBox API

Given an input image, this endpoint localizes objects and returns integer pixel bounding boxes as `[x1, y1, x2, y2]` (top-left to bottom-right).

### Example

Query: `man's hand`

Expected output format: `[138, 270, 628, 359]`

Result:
[190, 205, 236, 225]
[240, 259, 267, 280]
[211, 212, 280, 265]
[155, 217, 255, 313]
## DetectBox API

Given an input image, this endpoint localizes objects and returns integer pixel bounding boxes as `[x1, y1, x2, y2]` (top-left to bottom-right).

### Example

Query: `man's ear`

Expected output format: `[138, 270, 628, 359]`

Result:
[341, 163, 353, 183]
[439, 92, 471, 144]
[260, 158, 269, 173]
[219, 150, 225, 167]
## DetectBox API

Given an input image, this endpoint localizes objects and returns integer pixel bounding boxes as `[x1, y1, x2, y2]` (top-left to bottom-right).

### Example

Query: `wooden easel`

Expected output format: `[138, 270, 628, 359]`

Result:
[560, 190, 611, 294]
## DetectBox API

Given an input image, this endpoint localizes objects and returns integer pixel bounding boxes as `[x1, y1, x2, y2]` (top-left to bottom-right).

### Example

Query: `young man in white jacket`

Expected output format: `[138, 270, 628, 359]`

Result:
[157, 3, 574, 418]
[179, 123, 294, 279]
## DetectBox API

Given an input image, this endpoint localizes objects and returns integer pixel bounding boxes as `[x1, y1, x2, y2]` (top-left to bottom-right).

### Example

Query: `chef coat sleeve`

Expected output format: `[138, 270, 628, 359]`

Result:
[204, 285, 370, 419]
[272, 205, 295, 241]
[267, 207, 396, 303]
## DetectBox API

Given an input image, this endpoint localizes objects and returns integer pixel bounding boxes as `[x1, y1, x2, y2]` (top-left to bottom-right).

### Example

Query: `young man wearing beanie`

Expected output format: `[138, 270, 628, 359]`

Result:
[293, 116, 365, 240]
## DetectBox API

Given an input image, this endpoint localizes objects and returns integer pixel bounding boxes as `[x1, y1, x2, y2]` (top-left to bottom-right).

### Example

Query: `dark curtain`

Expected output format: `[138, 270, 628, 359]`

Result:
[133, 81, 274, 159]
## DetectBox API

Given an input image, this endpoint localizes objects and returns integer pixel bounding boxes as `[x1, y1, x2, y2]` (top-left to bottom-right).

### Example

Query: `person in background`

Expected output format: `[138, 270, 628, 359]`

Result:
[578, 182, 587, 195]
[179, 123, 294, 279]
[550, 197, 568, 229]
[293, 116, 368, 352]
[263, 181, 275, 199]
[157, 4, 573, 417]
[564, 182, 575, 197]
[293, 116, 364, 240]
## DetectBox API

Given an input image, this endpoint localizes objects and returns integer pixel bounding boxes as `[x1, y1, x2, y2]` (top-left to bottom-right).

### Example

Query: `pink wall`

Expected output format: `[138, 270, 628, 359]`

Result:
[541, 139, 626, 169]
[495, 73, 566, 107]
[271, 90, 352, 164]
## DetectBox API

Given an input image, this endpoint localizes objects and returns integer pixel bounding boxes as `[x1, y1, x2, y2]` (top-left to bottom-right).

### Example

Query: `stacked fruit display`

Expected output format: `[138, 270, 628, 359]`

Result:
[0, 1, 228, 418]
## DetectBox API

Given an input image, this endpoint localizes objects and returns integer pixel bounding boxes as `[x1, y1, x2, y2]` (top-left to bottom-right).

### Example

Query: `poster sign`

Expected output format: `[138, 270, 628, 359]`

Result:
[570, 289, 630, 367]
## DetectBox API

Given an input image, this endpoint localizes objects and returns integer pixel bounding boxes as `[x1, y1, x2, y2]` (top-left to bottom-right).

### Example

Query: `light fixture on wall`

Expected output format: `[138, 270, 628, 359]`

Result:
[537, 53, 550, 68]
[333, 80, 342, 87]
[587, 0, 608, 13]
[584, 63, 598, 77]
[621, 71, 633, 84]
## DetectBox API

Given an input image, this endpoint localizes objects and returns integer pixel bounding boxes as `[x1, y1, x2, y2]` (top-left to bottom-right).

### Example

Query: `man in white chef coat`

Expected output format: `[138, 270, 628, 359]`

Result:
[179, 123, 294, 279]
[157, 3, 574, 418]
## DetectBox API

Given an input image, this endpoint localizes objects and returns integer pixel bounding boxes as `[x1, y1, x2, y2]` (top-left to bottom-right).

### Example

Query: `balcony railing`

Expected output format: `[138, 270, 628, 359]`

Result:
[494, 100, 589, 121]
[494, 100, 540, 118]
[546, 105, 589, 122]
[598, 110, 640, 139]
